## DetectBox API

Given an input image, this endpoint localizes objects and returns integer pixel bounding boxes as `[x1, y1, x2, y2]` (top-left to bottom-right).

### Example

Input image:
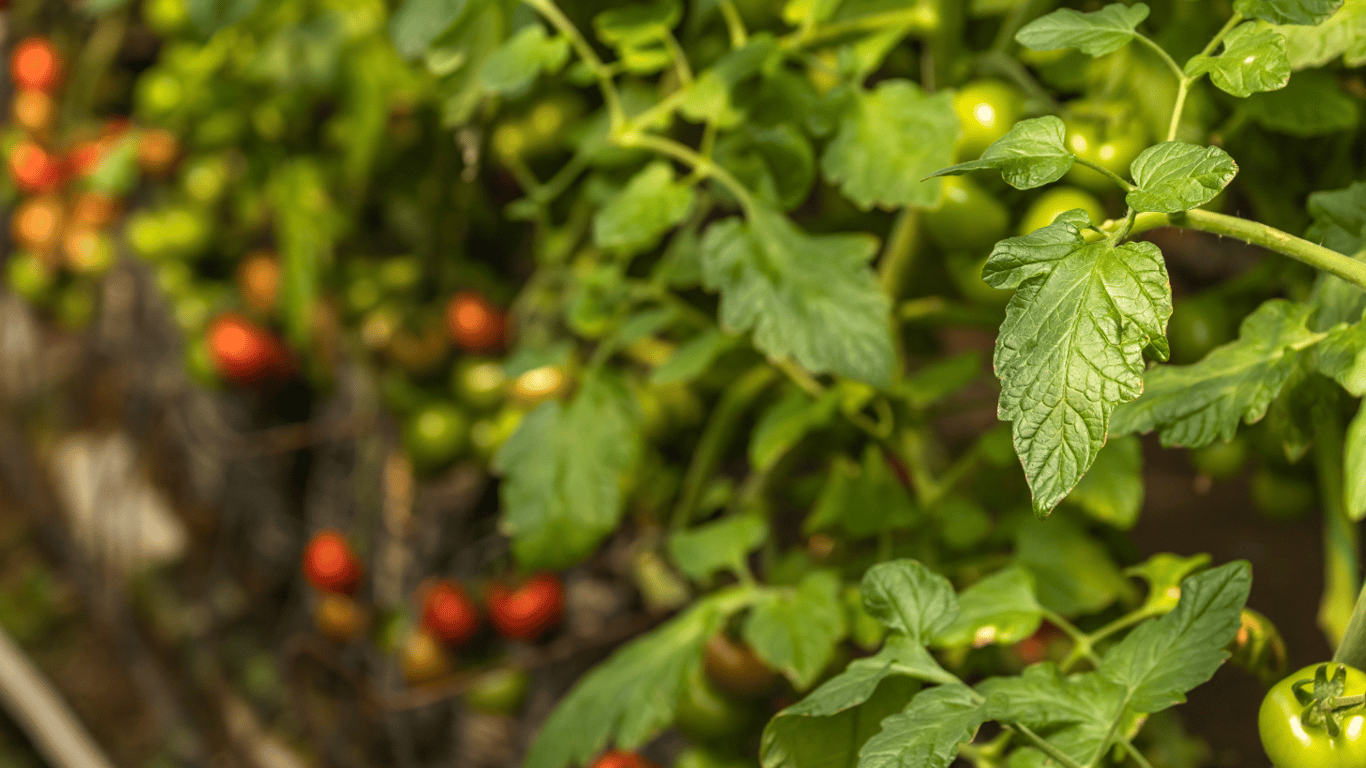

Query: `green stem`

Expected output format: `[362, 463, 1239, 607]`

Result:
[1132, 34, 1187, 142]
[669, 366, 778, 530]
[1333, 582, 1366, 671]
[661, 28, 694, 86]
[1319, 414, 1360, 648]
[880, 208, 921, 300]
[1120, 738, 1156, 768]
[523, 0, 625, 127]
[988, 0, 1060, 59]
[1074, 157, 1135, 192]
[928, 0, 964, 91]
[1043, 608, 1102, 672]
[1008, 723, 1087, 768]
[779, 6, 937, 50]
[717, 0, 749, 47]
[617, 131, 760, 217]
[1094, 210, 1366, 292]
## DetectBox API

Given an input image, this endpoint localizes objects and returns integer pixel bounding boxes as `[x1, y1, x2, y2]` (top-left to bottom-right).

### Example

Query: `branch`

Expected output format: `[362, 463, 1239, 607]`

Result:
[0, 625, 117, 768]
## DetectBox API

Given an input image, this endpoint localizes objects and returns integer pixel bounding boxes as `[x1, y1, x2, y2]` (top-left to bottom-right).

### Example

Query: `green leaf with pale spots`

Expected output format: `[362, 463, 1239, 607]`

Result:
[985, 210, 1172, 515]
[1127, 141, 1238, 213]
[1109, 300, 1322, 448]
[1015, 3, 1151, 56]
[931, 567, 1043, 649]
[1184, 22, 1291, 98]
[700, 206, 895, 388]
[926, 116, 1075, 189]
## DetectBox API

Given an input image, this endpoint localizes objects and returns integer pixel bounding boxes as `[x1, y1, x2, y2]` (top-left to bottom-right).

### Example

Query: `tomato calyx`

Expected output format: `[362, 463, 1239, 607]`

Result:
[1292, 664, 1366, 737]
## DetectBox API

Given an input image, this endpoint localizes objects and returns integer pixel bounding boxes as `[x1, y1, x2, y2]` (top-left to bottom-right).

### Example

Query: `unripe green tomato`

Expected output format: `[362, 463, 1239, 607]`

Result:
[452, 357, 507, 412]
[253, 103, 287, 141]
[1018, 187, 1106, 235]
[193, 111, 246, 148]
[1167, 296, 1234, 364]
[181, 154, 231, 204]
[172, 288, 219, 333]
[135, 69, 185, 119]
[946, 251, 1012, 307]
[923, 176, 1009, 253]
[1189, 436, 1249, 479]
[1260, 663, 1366, 768]
[127, 212, 170, 259]
[463, 667, 530, 716]
[1251, 469, 1316, 522]
[5, 251, 54, 304]
[403, 402, 469, 472]
[345, 274, 383, 316]
[953, 80, 1024, 162]
[156, 260, 194, 298]
[674, 671, 758, 743]
[376, 256, 422, 294]
[1062, 118, 1146, 193]
[144, 0, 191, 36]
[160, 206, 211, 257]
[521, 94, 583, 156]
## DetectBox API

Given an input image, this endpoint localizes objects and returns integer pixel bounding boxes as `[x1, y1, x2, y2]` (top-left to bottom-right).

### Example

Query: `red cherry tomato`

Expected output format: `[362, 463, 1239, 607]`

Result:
[486, 574, 564, 641]
[446, 291, 507, 353]
[8, 141, 64, 193]
[421, 580, 481, 647]
[591, 751, 659, 768]
[11, 38, 62, 92]
[302, 530, 362, 594]
[206, 314, 287, 384]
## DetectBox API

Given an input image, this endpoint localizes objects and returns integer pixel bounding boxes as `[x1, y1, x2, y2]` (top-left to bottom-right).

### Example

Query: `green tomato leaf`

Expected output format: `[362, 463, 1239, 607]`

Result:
[1307, 180, 1366, 256]
[390, 0, 469, 59]
[667, 514, 768, 584]
[978, 664, 1127, 765]
[1346, 402, 1366, 521]
[761, 657, 920, 768]
[1125, 553, 1213, 614]
[1235, 0, 1343, 25]
[899, 351, 982, 409]
[479, 24, 570, 96]
[716, 123, 816, 211]
[1099, 561, 1251, 713]
[744, 571, 848, 689]
[1065, 435, 1144, 529]
[525, 588, 752, 768]
[1242, 68, 1360, 136]
[1184, 22, 1291, 98]
[1318, 320, 1366, 396]
[679, 35, 783, 128]
[1014, 515, 1134, 616]
[805, 447, 920, 539]
[926, 115, 1074, 189]
[592, 161, 697, 256]
[860, 560, 958, 643]
[185, 0, 263, 37]
[700, 206, 895, 388]
[1109, 300, 1321, 448]
[932, 567, 1043, 649]
[1275, 0, 1366, 68]
[985, 211, 1172, 515]
[593, 1, 682, 48]
[1126, 141, 1238, 213]
[1015, 2, 1151, 56]
[857, 684, 987, 768]
[750, 387, 841, 472]
[821, 79, 960, 210]
[650, 329, 739, 385]
[493, 369, 642, 569]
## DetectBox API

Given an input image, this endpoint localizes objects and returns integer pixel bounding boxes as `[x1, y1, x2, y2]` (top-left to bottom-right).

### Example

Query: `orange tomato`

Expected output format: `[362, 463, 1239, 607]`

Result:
[400, 630, 451, 685]
[11, 38, 62, 92]
[136, 128, 180, 177]
[445, 291, 507, 352]
[62, 229, 115, 275]
[10, 196, 63, 252]
[12, 89, 54, 133]
[70, 191, 120, 229]
[237, 251, 280, 313]
[8, 141, 64, 193]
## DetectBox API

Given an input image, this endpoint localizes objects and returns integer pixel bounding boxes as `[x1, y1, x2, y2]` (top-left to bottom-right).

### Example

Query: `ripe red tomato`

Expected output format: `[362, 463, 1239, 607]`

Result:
[446, 291, 507, 352]
[486, 574, 564, 641]
[420, 580, 481, 646]
[11, 38, 62, 92]
[206, 314, 287, 384]
[8, 141, 64, 193]
[302, 530, 362, 594]
[591, 751, 659, 768]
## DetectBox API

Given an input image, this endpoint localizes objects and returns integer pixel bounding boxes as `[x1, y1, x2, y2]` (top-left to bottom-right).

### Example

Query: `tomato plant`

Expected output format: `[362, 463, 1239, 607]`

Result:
[9, 1, 1366, 767]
